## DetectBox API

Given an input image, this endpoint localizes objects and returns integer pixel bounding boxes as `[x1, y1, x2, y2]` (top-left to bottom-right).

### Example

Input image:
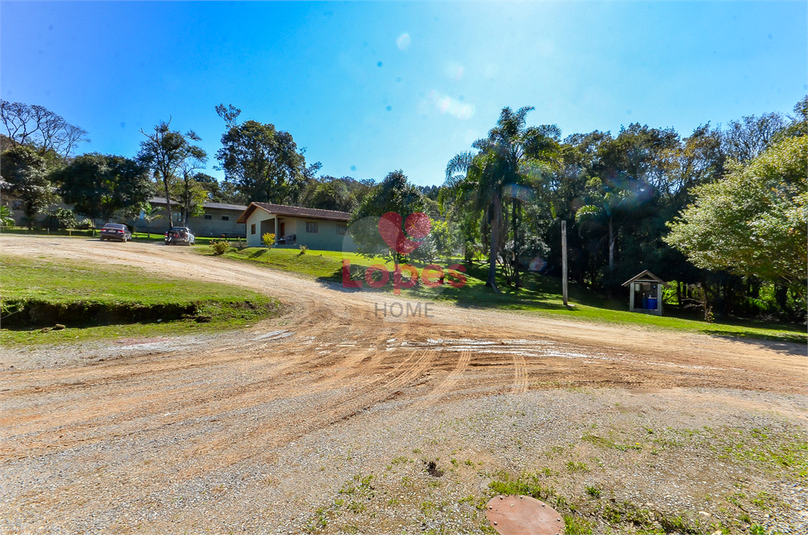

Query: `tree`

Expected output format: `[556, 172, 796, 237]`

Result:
[171, 173, 207, 226]
[665, 135, 807, 297]
[574, 177, 629, 272]
[0, 205, 15, 227]
[192, 173, 246, 205]
[349, 170, 428, 268]
[445, 106, 560, 291]
[300, 176, 356, 212]
[53, 153, 153, 223]
[722, 112, 785, 164]
[140, 203, 163, 237]
[0, 100, 89, 158]
[173, 146, 208, 226]
[215, 105, 309, 205]
[138, 119, 206, 227]
[42, 208, 77, 230]
[0, 146, 58, 229]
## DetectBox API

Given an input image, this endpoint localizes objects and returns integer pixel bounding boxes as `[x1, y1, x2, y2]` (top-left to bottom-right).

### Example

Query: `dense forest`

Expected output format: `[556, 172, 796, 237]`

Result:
[1, 97, 805, 322]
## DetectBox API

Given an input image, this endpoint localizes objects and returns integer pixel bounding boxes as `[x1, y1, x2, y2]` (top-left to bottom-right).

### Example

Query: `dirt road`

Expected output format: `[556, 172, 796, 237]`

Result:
[1, 235, 806, 534]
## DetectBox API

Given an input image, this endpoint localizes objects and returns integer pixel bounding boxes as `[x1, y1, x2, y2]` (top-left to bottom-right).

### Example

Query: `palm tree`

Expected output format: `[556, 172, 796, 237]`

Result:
[575, 178, 628, 271]
[445, 106, 559, 291]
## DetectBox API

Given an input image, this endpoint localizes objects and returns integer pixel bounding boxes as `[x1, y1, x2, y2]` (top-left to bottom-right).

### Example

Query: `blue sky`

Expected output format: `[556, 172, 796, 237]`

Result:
[2, 1, 806, 187]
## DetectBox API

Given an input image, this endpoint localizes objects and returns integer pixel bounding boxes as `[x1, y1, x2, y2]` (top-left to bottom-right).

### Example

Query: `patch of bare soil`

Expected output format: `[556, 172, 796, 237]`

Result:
[1, 235, 806, 534]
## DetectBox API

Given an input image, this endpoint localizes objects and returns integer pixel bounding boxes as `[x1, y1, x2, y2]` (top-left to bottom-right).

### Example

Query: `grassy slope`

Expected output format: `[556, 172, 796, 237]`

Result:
[0, 256, 281, 345]
[211, 245, 805, 344]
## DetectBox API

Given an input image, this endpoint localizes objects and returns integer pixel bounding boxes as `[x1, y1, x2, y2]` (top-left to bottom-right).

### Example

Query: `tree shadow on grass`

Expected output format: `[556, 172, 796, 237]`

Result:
[315, 267, 570, 311]
[704, 330, 807, 355]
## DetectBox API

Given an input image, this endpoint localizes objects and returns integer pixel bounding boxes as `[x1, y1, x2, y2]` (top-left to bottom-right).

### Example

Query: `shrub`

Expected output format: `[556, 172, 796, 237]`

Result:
[210, 240, 229, 255]
[42, 208, 77, 230]
[0, 206, 15, 227]
[299, 245, 308, 254]
[75, 218, 95, 230]
[262, 233, 275, 248]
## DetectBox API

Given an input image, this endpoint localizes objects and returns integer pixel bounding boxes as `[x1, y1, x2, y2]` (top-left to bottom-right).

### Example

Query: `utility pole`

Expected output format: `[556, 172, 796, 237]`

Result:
[561, 220, 568, 307]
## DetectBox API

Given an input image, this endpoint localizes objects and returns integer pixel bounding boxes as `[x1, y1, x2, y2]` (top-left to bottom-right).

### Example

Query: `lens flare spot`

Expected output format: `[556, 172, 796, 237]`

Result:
[427, 90, 475, 120]
[396, 33, 411, 50]
[444, 62, 464, 80]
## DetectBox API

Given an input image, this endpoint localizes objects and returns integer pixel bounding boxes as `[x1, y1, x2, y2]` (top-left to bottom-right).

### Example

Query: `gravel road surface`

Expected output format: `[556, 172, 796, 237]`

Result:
[1, 235, 806, 534]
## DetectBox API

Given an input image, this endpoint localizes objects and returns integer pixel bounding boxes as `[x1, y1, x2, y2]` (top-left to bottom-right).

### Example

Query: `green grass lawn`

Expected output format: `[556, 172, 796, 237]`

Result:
[207, 245, 806, 344]
[1, 256, 281, 346]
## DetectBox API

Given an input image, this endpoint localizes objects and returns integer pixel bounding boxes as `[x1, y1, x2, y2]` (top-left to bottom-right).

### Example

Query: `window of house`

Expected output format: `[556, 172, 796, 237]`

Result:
[251, 223, 256, 235]
[222, 216, 229, 221]
[204, 214, 212, 220]
[336, 224, 347, 235]
[306, 222, 318, 233]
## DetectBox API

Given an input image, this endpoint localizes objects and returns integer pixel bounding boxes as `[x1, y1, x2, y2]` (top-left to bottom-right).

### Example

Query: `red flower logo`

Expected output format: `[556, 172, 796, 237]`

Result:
[378, 212, 431, 254]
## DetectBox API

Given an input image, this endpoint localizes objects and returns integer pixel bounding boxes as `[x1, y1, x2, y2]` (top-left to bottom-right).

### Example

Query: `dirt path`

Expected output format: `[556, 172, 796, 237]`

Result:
[1, 235, 806, 534]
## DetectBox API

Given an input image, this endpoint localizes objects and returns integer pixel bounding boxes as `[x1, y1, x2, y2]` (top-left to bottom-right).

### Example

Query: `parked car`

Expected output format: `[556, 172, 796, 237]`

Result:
[100, 223, 132, 242]
[164, 227, 195, 246]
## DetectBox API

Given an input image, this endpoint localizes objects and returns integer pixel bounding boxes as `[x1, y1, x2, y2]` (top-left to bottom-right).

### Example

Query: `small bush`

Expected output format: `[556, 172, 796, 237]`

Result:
[75, 218, 95, 230]
[299, 245, 308, 255]
[262, 232, 275, 248]
[42, 208, 77, 230]
[0, 206, 15, 227]
[210, 240, 229, 255]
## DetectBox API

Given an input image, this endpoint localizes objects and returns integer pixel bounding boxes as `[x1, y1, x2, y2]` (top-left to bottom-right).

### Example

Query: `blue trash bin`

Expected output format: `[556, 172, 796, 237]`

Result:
[648, 297, 657, 310]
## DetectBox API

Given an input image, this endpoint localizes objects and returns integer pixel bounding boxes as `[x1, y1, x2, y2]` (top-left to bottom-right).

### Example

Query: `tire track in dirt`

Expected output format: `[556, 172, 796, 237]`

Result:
[172, 348, 437, 480]
[413, 350, 471, 409]
[512, 353, 529, 394]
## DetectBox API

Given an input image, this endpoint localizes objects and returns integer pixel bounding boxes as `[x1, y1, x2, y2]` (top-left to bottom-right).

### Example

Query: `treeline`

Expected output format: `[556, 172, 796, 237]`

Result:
[1, 98, 804, 321]
[438, 99, 806, 322]
[0, 101, 375, 231]
[345, 100, 806, 322]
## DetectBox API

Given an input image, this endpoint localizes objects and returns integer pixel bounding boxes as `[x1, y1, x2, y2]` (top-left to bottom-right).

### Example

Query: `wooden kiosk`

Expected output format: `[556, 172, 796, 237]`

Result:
[622, 270, 664, 316]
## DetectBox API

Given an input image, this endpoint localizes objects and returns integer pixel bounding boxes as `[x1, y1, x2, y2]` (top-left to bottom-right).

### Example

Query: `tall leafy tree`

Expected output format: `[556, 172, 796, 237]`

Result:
[574, 176, 629, 272]
[445, 106, 559, 291]
[193, 172, 245, 205]
[349, 170, 427, 267]
[300, 176, 358, 212]
[0, 146, 58, 229]
[665, 135, 806, 298]
[722, 112, 786, 164]
[215, 104, 309, 205]
[572, 124, 677, 284]
[138, 119, 206, 227]
[54, 153, 153, 223]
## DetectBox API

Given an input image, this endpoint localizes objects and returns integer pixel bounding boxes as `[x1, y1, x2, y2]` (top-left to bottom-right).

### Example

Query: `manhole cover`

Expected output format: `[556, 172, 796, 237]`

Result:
[485, 495, 564, 535]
